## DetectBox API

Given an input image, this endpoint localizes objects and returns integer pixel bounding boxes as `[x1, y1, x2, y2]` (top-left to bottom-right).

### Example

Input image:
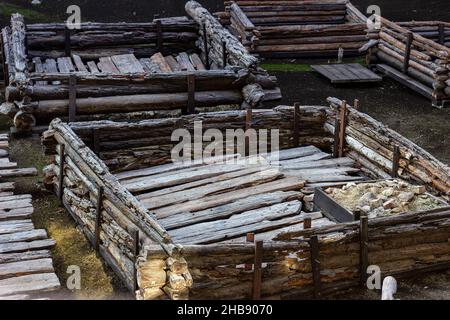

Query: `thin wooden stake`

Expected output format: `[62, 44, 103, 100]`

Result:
[133, 229, 140, 292]
[304, 217, 312, 229]
[94, 186, 104, 252]
[92, 129, 100, 155]
[245, 108, 252, 156]
[245, 233, 254, 271]
[58, 144, 65, 202]
[391, 145, 400, 178]
[359, 215, 369, 286]
[64, 27, 71, 57]
[187, 73, 196, 115]
[438, 24, 445, 45]
[353, 99, 360, 111]
[222, 40, 227, 68]
[68, 74, 77, 122]
[333, 116, 340, 158]
[155, 17, 163, 53]
[202, 24, 210, 70]
[309, 235, 321, 298]
[338, 100, 347, 158]
[403, 32, 413, 74]
[293, 102, 300, 147]
[252, 240, 263, 300]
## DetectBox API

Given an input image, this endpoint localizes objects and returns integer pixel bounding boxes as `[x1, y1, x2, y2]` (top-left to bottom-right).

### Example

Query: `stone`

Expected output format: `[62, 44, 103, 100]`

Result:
[369, 198, 384, 209]
[411, 185, 426, 194]
[382, 188, 394, 197]
[383, 199, 396, 209]
[398, 192, 415, 203]
[358, 192, 376, 207]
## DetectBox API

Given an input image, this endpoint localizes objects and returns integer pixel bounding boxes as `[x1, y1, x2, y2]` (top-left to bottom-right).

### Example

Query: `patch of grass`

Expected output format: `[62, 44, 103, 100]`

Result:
[10, 136, 126, 300]
[0, 2, 51, 23]
[262, 63, 312, 72]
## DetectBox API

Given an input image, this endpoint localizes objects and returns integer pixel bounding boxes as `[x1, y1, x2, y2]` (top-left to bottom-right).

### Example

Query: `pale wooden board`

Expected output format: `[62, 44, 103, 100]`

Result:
[0, 220, 34, 235]
[0, 250, 51, 265]
[0, 239, 56, 254]
[111, 54, 145, 73]
[97, 57, 120, 73]
[0, 229, 47, 244]
[0, 273, 60, 296]
[312, 63, 382, 84]
[0, 258, 55, 280]
[72, 54, 88, 72]
[56, 57, 75, 73]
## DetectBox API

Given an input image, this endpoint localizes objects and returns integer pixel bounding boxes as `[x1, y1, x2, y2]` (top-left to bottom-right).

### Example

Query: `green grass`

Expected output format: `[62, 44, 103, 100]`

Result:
[0, 2, 50, 22]
[262, 57, 367, 73]
[262, 63, 312, 72]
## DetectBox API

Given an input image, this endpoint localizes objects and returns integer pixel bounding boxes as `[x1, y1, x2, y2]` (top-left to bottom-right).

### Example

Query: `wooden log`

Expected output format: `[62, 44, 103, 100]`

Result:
[10, 14, 27, 83]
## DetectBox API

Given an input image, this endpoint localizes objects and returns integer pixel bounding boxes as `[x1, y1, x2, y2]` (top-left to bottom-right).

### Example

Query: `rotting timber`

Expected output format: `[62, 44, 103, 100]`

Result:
[41, 97, 450, 300]
[0, 1, 281, 134]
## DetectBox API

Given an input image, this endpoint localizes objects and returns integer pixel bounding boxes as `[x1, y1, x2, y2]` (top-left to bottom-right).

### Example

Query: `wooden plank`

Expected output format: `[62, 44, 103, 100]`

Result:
[97, 57, 120, 73]
[43, 58, 58, 73]
[189, 53, 206, 70]
[0, 183, 14, 192]
[0, 229, 47, 244]
[154, 177, 304, 219]
[0, 239, 56, 254]
[376, 64, 433, 99]
[312, 63, 382, 83]
[86, 61, 100, 73]
[159, 191, 301, 230]
[313, 188, 354, 223]
[0, 258, 54, 280]
[0, 273, 60, 296]
[56, 57, 75, 73]
[0, 206, 33, 221]
[176, 52, 196, 71]
[164, 55, 182, 72]
[111, 54, 145, 73]
[139, 58, 161, 73]
[150, 53, 172, 72]
[32, 57, 47, 85]
[0, 220, 34, 235]
[0, 168, 37, 178]
[71, 54, 88, 72]
[0, 250, 51, 265]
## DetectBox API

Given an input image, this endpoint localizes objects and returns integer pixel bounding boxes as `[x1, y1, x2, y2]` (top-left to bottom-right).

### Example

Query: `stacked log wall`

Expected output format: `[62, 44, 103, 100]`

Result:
[218, 0, 369, 58]
[142, 206, 450, 299]
[325, 97, 450, 196]
[42, 106, 332, 173]
[42, 119, 192, 299]
[370, 17, 450, 106]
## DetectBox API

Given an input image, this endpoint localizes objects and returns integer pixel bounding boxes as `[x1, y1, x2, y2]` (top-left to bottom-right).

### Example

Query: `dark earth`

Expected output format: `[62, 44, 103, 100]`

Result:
[1, 0, 450, 300]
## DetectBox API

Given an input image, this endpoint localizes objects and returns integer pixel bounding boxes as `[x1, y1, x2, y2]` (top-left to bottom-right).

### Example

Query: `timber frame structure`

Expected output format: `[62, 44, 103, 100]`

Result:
[41, 97, 450, 299]
[0, 1, 280, 134]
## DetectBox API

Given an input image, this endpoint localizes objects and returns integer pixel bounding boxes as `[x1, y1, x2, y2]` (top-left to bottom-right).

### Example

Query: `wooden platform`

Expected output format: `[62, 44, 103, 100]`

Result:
[116, 146, 365, 244]
[312, 63, 383, 84]
[33, 51, 206, 80]
[0, 134, 60, 299]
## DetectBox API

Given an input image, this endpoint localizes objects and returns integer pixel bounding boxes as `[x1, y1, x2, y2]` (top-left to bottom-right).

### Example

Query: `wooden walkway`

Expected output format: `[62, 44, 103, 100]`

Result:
[312, 63, 382, 84]
[0, 134, 60, 300]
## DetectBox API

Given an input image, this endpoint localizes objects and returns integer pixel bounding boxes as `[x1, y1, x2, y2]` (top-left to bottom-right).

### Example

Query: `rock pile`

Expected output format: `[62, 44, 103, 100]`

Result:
[325, 180, 445, 218]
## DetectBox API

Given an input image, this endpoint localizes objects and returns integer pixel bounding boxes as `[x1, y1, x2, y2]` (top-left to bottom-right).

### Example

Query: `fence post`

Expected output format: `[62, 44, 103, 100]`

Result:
[359, 215, 369, 285]
[293, 102, 300, 147]
[58, 144, 65, 202]
[309, 235, 321, 298]
[391, 145, 400, 178]
[68, 74, 77, 122]
[252, 240, 263, 300]
[402, 32, 413, 73]
[94, 186, 104, 252]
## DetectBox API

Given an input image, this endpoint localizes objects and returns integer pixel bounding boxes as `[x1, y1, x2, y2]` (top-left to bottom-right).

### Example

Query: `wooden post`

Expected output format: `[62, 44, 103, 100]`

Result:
[187, 73, 196, 115]
[94, 186, 104, 252]
[245, 108, 252, 156]
[438, 24, 445, 45]
[353, 99, 360, 111]
[222, 40, 227, 68]
[252, 240, 263, 300]
[0, 38, 8, 86]
[133, 229, 140, 292]
[64, 27, 71, 57]
[391, 145, 400, 178]
[245, 233, 254, 271]
[293, 102, 300, 147]
[202, 24, 210, 70]
[58, 144, 65, 202]
[402, 32, 413, 74]
[155, 15, 163, 53]
[92, 129, 100, 155]
[68, 74, 77, 122]
[333, 116, 340, 158]
[359, 215, 369, 286]
[304, 217, 312, 229]
[338, 100, 347, 158]
[309, 235, 321, 298]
